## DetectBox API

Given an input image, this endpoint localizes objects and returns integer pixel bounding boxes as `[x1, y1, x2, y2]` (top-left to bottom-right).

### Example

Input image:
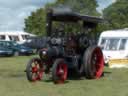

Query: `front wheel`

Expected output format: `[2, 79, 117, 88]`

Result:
[26, 57, 44, 82]
[52, 59, 68, 84]
[83, 46, 104, 79]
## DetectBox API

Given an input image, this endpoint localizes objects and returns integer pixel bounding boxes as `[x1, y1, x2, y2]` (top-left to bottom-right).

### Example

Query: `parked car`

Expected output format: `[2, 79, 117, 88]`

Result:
[0, 41, 33, 56]
[0, 46, 13, 56]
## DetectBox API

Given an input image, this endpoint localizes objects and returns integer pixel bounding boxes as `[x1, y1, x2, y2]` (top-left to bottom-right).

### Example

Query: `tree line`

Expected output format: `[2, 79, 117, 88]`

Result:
[24, 0, 128, 36]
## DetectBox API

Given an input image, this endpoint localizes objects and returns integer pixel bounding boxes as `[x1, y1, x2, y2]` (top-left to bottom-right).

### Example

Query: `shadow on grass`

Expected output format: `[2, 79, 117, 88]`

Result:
[67, 70, 112, 80]
[104, 71, 112, 74]
[43, 79, 69, 84]
[103, 71, 112, 77]
[68, 72, 84, 80]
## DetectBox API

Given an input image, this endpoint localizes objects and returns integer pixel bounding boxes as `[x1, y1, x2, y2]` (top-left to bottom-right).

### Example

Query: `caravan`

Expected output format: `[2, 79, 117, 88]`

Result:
[98, 29, 128, 68]
[0, 31, 35, 44]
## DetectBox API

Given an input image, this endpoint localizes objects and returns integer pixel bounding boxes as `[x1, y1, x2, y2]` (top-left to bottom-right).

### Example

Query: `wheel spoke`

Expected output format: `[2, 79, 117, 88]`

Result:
[38, 68, 44, 79]
[56, 65, 61, 76]
[91, 54, 97, 74]
[32, 66, 38, 73]
[60, 64, 67, 80]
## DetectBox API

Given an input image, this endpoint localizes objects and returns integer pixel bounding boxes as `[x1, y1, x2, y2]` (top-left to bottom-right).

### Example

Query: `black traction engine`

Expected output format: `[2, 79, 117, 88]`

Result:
[25, 7, 104, 84]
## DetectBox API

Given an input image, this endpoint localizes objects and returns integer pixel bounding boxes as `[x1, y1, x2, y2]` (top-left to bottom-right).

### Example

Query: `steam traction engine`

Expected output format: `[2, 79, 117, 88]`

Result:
[25, 8, 104, 84]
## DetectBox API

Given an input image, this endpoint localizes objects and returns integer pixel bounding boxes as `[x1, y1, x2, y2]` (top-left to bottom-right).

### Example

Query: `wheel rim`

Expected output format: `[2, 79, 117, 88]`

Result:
[91, 47, 104, 78]
[30, 59, 43, 81]
[56, 63, 67, 83]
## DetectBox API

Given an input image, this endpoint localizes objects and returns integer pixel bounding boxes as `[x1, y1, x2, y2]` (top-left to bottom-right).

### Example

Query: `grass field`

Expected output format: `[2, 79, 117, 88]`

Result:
[0, 55, 128, 96]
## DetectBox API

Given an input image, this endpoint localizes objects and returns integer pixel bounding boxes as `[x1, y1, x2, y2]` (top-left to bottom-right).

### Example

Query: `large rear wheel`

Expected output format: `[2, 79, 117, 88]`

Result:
[26, 57, 44, 82]
[83, 46, 104, 79]
[52, 59, 68, 84]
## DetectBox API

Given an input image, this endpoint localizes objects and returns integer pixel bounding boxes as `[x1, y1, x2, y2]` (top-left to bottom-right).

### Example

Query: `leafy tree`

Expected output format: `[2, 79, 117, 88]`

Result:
[103, 0, 128, 29]
[24, 2, 56, 36]
[24, 8, 46, 36]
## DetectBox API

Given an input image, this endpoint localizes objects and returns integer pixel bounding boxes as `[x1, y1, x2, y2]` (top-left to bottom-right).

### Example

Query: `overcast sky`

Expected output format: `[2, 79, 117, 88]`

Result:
[97, 0, 116, 12]
[0, 0, 116, 31]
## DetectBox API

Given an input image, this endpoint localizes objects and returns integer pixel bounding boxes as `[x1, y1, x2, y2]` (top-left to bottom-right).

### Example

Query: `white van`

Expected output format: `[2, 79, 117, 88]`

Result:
[98, 29, 128, 68]
[0, 31, 36, 44]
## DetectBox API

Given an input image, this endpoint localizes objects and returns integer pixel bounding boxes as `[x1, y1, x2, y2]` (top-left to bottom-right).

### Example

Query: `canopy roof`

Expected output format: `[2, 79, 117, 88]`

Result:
[49, 8, 103, 23]
[46, 7, 103, 36]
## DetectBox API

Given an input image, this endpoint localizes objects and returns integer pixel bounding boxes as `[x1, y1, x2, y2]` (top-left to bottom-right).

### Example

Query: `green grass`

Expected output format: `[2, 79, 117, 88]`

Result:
[0, 55, 128, 96]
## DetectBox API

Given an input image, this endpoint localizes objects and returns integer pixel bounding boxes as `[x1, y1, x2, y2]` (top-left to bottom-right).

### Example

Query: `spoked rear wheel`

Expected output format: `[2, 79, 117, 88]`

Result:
[83, 46, 104, 79]
[52, 59, 68, 84]
[26, 57, 44, 82]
